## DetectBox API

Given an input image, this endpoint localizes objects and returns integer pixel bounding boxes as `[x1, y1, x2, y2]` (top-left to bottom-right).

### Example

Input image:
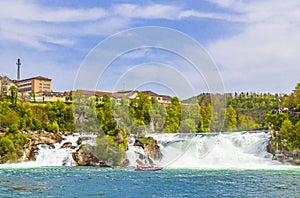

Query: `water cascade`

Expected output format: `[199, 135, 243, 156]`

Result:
[126, 134, 155, 167]
[146, 131, 280, 169]
[0, 131, 282, 169]
[34, 134, 80, 166]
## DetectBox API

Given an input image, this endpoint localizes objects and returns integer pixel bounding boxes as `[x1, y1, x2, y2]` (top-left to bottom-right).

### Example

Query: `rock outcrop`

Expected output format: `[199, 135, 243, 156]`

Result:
[72, 144, 110, 167]
[19, 130, 63, 162]
[134, 137, 162, 160]
[61, 142, 76, 149]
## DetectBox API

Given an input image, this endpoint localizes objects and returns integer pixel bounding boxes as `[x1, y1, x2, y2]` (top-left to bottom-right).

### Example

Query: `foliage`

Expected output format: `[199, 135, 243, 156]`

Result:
[199, 103, 212, 132]
[163, 97, 181, 133]
[129, 92, 152, 125]
[178, 119, 197, 133]
[0, 131, 29, 163]
[264, 112, 289, 131]
[237, 115, 257, 131]
[224, 105, 237, 132]
[149, 103, 166, 132]
[94, 136, 125, 165]
[9, 86, 18, 108]
[0, 81, 299, 164]
[0, 97, 75, 132]
[96, 95, 117, 135]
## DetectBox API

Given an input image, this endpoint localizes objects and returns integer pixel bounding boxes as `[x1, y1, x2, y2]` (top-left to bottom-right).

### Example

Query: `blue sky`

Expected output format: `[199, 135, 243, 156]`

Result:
[0, 0, 300, 97]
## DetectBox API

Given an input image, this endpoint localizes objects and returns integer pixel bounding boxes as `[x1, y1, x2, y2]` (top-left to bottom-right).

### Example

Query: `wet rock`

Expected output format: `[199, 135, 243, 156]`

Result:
[18, 131, 63, 162]
[135, 137, 162, 160]
[72, 144, 110, 167]
[61, 142, 75, 149]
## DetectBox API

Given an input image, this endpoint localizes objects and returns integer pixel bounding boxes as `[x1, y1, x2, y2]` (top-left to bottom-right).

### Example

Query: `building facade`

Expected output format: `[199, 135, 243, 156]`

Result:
[0, 76, 17, 96]
[15, 76, 52, 95]
[141, 91, 172, 106]
[34, 91, 66, 102]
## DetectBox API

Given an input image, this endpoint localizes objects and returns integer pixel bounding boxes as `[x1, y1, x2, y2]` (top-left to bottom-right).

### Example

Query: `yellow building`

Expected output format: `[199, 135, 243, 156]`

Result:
[34, 91, 66, 102]
[0, 76, 17, 96]
[16, 76, 52, 95]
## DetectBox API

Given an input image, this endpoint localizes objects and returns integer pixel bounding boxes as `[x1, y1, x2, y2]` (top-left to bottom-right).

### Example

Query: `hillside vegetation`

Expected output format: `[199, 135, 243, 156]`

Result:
[0, 82, 299, 163]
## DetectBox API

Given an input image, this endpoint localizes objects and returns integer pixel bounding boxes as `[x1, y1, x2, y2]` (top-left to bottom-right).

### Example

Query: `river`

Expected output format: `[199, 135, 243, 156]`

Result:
[1, 131, 300, 197]
[0, 166, 299, 197]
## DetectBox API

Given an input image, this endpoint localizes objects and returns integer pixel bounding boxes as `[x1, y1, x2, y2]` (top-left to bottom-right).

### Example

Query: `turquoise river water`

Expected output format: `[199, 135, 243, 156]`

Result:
[1, 166, 300, 197]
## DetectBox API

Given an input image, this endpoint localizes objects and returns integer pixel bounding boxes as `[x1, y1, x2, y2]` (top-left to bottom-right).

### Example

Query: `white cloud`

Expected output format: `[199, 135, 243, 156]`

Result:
[207, 0, 300, 93]
[1, 0, 299, 94]
[0, 1, 107, 22]
[113, 4, 181, 19]
[0, 1, 182, 50]
[179, 10, 241, 22]
[206, 0, 300, 24]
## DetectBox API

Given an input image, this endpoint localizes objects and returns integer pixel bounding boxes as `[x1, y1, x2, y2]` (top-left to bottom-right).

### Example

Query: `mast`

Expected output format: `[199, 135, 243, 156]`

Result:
[16, 58, 21, 80]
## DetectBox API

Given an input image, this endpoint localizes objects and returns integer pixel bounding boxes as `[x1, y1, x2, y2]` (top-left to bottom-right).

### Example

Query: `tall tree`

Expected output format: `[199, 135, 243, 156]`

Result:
[200, 103, 212, 132]
[9, 86, 18, 108]
[129, 92, 152, 125]
[237, 115, 257, 131]
[97, 95, 117, 136]
[280, 119, 295, 150]
[164, 97, 181, 133]
[224, 105, 237, 132]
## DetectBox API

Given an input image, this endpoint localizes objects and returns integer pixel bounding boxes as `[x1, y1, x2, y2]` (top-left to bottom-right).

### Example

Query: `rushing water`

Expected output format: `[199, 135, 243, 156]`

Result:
[0, 167, 300, 197]
[1, 131, 300, 197]
[148, 131, 280, 169]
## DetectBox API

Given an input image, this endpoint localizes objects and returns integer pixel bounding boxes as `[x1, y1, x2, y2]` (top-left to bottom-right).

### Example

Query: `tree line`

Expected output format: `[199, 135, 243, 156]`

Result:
[0, 82, 299, 163]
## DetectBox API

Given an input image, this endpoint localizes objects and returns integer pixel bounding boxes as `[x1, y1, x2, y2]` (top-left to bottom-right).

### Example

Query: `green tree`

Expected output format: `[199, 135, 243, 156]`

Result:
[224, 105, 237, 131]
[293, 121, 300, 149]
[237, 115, 257, 131]
[31, 90, 36, 103]
[149, 103, 166, 132]
[129, 93, 152, 125]
[200, 103, 212, 132]
[164, 97, 181, 133]
[280, 119, 295, 150]
[96, 95, 117, 135]
[94, 136, 125, 165]
[52, 121, 60, 133]
[264, 112, 288, 131]
[113, 98, 132, 134]
[131, 120, 146, 137]
[210, 112, 220, 132]
[3, 110, 19, 128]
[179, 119, 197, 133]
[9, 86, 18, 108]
[8, 124, 19, 134]
[0, 136, 17, 162]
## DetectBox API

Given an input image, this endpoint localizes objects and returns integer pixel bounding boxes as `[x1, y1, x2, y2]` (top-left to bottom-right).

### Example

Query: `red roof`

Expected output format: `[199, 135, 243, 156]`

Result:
[16, 76, 52, 82]
[75, 90, 112, 97]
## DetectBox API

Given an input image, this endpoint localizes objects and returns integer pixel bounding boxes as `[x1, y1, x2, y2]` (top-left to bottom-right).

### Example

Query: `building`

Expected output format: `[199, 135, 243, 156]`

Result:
[0, 76, 17, 96]
[67, 90, 113, 103]
[64, 89, 172, 106]
[112, 90, 139, 105]
[141, 91, 172, 106]
[15, 76, 52, 95]
[34, 91, 66, 102]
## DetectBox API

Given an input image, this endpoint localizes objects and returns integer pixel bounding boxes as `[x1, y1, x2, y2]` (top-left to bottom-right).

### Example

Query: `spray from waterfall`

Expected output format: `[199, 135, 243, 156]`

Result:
[145, 131, 281, 169]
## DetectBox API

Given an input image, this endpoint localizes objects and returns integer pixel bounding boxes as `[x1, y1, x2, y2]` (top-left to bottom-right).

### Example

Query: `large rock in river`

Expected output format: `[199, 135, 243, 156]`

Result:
[19, 130, 63, 162]
[134, 136, 162, 160]
[72, 144, 110, 167]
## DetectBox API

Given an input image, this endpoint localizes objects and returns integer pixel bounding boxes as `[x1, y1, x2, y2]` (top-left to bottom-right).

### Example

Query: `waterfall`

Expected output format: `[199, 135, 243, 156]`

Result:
[146, 131, 280, 169]
[34, 133, 97, 166]
[34, 134, 79, 166]
[126, 134, 156, 167]
[0, 131, 283, 169]
[0, 133, 97, 168]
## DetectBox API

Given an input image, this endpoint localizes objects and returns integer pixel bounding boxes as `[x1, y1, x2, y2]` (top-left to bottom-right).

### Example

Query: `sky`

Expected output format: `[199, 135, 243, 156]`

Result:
[0, 0, 300, 98]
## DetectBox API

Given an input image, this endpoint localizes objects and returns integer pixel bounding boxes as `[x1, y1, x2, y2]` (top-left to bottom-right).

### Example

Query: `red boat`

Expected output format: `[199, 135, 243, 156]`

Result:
[135, 165, 163, 171]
